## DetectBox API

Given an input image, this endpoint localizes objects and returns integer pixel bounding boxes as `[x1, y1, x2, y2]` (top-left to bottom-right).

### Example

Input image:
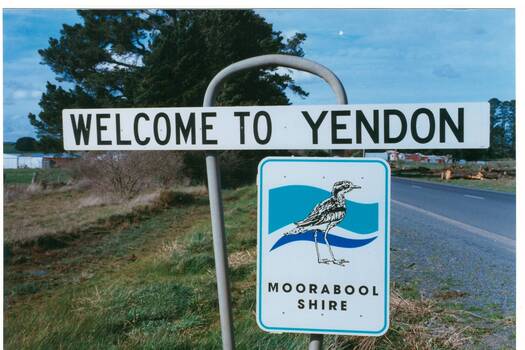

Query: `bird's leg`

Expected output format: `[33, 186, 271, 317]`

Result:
[324, 229, 336, 261]
[314, 230, 320, 262]
[315, 230, 329, 264]
[316, 229, 330, 264]
[325, 224, 349, 266]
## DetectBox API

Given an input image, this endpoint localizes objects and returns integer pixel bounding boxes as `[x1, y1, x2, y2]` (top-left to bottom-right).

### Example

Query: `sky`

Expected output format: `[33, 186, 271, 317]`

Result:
[2, 9, 515, 142]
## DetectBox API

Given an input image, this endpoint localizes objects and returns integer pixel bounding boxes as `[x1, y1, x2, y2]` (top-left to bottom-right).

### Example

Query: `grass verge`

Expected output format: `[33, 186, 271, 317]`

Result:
[391, 159, 515, 193]
[4, 186, 514, 349]
[395, 176, 515, 193]
[3, 168, 71, 185]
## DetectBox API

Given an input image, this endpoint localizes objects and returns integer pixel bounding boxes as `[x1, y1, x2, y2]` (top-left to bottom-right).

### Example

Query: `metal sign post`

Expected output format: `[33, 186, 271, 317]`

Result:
[202, 54, 348, 350]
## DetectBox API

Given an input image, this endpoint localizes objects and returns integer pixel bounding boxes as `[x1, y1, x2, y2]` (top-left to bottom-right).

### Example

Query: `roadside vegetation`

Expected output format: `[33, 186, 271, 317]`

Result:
[4, 174, 514, 348]
[391, 159, 516, 193]
[4, 168, 70, 185]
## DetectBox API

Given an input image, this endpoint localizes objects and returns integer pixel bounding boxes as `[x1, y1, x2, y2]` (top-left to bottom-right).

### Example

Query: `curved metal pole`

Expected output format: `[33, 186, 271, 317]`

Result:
[204, 54, 348, 106]
[203, 54, 348, 350]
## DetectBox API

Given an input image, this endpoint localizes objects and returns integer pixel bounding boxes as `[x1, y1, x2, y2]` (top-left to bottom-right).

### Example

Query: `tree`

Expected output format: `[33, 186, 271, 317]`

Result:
[135, 10, 307, 107]
[29, 83, 96, 151]
[488, 98, 515, 159]
[29, 10, 308, 154]
[402, 98, 516, 162]
[15, 137, 38, 152]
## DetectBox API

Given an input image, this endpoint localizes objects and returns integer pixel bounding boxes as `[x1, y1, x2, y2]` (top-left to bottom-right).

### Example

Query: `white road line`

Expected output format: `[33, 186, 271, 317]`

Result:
[464, 194, 485, 200]
[392, 199, 515, 251]
[411, 185, 422, 189]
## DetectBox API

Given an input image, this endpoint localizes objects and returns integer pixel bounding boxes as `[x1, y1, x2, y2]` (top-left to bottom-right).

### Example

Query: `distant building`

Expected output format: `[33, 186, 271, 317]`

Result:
[2, 153, 80, 169]
[364, 150, 449, 164]
[404, 153, 423, 162]
[424, 155, 449, 164]
[19, 154, 45, 168]
[3, 153, 20, 169]
[403, 153, 449, 164]
[386, 150, 399, 161]
[364, 150, 400, 162]
[364, 151, 388, 161]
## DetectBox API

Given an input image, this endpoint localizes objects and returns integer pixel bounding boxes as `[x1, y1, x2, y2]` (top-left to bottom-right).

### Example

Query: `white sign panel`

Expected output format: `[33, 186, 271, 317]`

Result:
[63, 102, 489, 150]
[256, 157, 390, 335]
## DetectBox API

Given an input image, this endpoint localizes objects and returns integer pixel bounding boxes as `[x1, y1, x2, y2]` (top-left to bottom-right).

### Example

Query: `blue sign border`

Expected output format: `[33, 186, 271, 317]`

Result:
[257, 157, 390, 335]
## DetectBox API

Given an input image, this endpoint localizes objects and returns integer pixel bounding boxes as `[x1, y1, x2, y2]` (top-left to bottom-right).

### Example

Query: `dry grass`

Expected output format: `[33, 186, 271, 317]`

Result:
[176, 184, 208, 196]
[228, 248, 256, 268]
[154, 240, 183, 263]
[334, 290, 474, 349]
[77, 193, 117, 208]
[127, 191, 162, 208]
[4, 189, 129, 243]
[3, 182, 207, 244]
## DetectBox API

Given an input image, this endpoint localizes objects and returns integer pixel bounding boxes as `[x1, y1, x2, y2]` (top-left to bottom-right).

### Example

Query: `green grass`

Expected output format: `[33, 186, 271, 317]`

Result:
[4, 185, 515, 349]
[398, 176, 516, 193]
[3, 168, 71, 185]
[4, 168, 37, 184]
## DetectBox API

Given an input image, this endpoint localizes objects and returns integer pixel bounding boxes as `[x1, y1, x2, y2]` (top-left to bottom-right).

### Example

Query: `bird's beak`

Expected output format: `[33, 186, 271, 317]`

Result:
[352, 185, 361, 190]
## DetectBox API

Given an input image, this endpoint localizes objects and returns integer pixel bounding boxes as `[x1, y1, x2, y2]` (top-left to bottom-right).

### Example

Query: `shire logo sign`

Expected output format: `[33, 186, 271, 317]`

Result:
[257, 157, 390, 335]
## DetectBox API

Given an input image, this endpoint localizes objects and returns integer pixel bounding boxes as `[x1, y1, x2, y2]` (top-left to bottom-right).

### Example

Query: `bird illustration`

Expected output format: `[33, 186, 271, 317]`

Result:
[284, 180, 361, 266]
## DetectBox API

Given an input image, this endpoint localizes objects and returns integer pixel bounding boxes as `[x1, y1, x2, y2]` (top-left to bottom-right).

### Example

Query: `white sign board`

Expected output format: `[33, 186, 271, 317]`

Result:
[63, 102, 489, 150]
[256, 157, 390, 335]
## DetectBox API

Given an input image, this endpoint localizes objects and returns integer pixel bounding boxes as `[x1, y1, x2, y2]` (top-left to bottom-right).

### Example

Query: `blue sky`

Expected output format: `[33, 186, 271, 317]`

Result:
[2, 9, 515, 142]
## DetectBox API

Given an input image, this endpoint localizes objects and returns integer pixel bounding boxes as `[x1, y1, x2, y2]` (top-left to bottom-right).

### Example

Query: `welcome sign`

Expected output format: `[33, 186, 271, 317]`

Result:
[62, 102, 489, 150]
[257, 157, 390, 335]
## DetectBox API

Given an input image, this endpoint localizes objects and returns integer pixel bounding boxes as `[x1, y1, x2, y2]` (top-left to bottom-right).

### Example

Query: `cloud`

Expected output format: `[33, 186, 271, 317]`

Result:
[3, 114, 37, 141]
[95, 52, 145, 72]
[281, 29, 303, 40]
[4, 75, 46, 106]
[273, 67, 317, 83]
[432, 64, 461, 79]
[3, 55, 54, 140]
[11, 89, 42, 100]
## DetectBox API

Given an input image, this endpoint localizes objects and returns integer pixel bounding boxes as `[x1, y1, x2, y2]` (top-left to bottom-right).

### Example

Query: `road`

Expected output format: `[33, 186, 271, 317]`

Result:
[390, 177, 515, 317]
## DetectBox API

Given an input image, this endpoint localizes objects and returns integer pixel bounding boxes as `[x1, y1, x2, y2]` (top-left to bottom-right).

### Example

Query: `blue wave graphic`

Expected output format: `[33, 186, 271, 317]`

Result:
[269, 185, 378, 235]
[270, 230, 377, 251]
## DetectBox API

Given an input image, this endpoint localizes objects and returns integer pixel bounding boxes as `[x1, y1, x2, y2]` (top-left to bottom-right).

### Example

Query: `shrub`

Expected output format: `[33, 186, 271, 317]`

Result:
[66, 151, 185, 198]
[156, 190, 195, 208]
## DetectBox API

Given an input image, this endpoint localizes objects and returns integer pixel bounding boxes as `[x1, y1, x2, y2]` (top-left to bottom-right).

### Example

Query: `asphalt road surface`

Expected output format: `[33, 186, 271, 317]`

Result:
[390, 177, 515, 316]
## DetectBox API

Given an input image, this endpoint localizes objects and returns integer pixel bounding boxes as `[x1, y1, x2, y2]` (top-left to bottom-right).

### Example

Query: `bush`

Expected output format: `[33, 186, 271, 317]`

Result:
[15, 137, 38, 152]
[219, 150, 292, 188]
[66, 151, 185, 198]
[182, 150, 295, 188]
[156, 190, 195, 208]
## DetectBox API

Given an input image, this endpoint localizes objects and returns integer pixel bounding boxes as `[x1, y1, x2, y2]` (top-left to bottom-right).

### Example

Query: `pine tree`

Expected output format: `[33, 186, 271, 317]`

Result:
[29, 10, 308, 151]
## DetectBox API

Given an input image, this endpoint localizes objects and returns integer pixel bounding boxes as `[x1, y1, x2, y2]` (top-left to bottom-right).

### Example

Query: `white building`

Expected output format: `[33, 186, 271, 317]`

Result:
[3, 153, 20, 169]
[364, 150, 401, 162]
[3, 153, 80, 169]
[18, 155, 44, 168]
[3, 153, 44, 169]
